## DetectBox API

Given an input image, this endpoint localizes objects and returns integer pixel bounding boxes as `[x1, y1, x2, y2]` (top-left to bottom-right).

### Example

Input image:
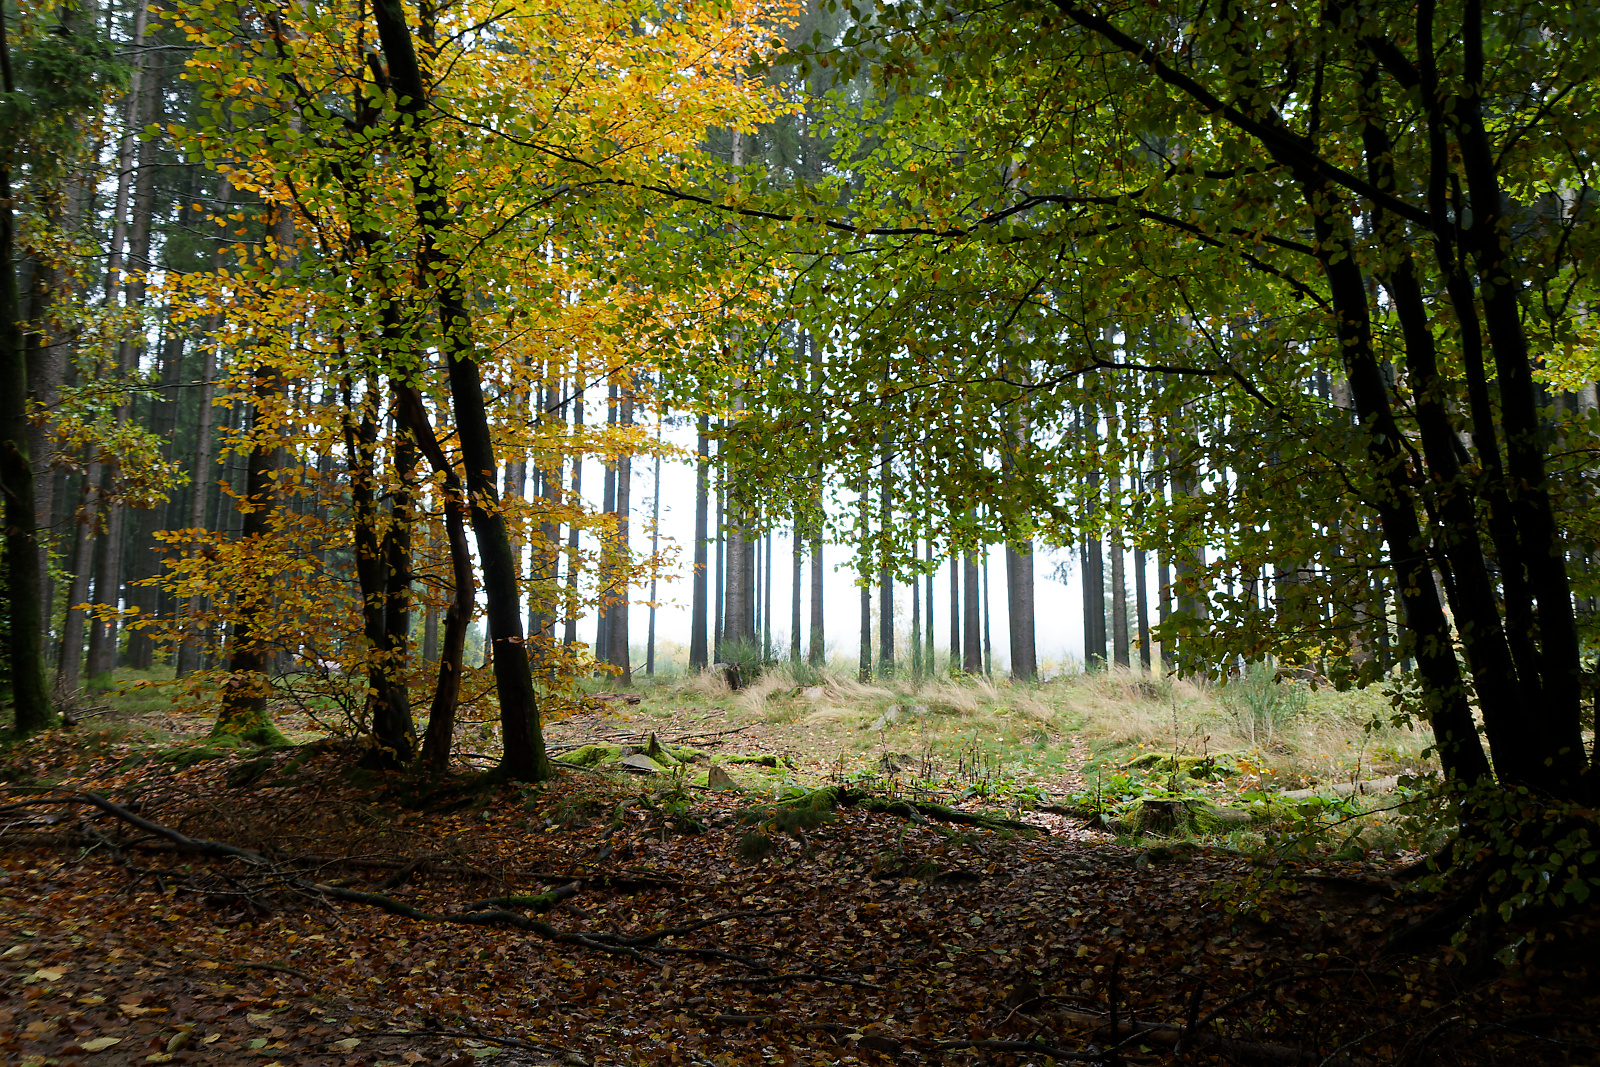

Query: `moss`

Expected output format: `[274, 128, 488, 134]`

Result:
[209, 718, 288, 748]
[556, 743, 625, 767]
[715, 753, 793, 769]
[153, 745, 237, 768]
[1126, 753, 1240, 780]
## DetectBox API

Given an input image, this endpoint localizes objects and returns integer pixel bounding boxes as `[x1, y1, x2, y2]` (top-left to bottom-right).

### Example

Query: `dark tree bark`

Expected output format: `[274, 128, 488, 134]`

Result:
[342, 374, 416, 765]
[373, 0, 548, 780]
[395, 384, 471, 773]
[0, 12, 52, 731]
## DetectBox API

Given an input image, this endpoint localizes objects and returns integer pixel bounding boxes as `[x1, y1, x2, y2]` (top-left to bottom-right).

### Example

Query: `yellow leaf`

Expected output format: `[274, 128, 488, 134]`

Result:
[30, 968, 66, 981]
[81, 1037, 123, 1051]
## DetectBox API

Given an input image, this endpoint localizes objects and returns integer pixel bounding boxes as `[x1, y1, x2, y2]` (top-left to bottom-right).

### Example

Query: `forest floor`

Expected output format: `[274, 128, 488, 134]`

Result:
[3, 670, 1598, 1066]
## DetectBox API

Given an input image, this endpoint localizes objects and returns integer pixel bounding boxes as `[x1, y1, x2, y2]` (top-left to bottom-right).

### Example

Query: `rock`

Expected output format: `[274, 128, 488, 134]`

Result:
[616, 753, 668, 773]
[710, 661, 744, 690]
[800, 686, 827, 702]
[707, 765, 744, 792]
[643, 733, 677, 766]
[868, 707, 902, 731]
[556, 743, 624, 767]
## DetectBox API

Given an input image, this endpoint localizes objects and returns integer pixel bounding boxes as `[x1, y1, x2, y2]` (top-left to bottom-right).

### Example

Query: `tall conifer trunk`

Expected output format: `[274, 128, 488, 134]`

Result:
[0, 11, 52, 731]
[690, 414, 710, 669]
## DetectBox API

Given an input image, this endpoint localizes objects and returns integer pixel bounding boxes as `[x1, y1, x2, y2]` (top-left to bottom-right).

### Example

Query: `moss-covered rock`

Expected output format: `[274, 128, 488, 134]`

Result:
[556, 743, 625, 767]
[1118, 796, 1252, 836]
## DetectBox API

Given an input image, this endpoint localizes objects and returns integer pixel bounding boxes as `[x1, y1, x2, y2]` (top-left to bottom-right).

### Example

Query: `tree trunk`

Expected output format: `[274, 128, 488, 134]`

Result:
[878, 429, 893, 678]
[57, 462, 100, 690]
[607, 382, 632, 685]
[808, 504, 824, 666]
[562, 376, 583, 649]
[910, 536, 923, 683]
[791, 514, 802, 663]
[962, 548, 981, 673]
[1006, 540, 1036, 682]
[646, 422, 661, 676]
[690, 414, 709, 669]
[982, 550, 992, 676]
[174, 181, 228, 680]
[924, 539, 934, 675]
[1111, 528, 1129, 668]
[949, 554, 961, 667]
[395, 384, 471, 773]
[0, 21, 52, 727]
[596, 381, 617, 660]
[373, 0, 548, 780]
[713, 442, 724, 664]
[858, 486, 872, 682]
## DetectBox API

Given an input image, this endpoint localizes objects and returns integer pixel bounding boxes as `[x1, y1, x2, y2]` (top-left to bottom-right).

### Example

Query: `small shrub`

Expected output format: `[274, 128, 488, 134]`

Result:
[1220, 662, 1308, 746]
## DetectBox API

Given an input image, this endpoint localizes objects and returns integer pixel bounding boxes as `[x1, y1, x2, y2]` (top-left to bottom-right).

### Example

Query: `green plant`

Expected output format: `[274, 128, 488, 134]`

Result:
[1220, 662, 1309, 746]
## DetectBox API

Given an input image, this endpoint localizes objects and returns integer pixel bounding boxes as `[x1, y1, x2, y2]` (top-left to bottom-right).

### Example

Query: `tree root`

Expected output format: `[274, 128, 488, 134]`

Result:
[45, 788, 781, 970]
[830, 788, 1042, 833]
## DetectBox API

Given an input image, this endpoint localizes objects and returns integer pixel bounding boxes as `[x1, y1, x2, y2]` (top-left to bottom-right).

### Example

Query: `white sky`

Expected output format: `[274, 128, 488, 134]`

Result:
[548, 413, 1163, 676]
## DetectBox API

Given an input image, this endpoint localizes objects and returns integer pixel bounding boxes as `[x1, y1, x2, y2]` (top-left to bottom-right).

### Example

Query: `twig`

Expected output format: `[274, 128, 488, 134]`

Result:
[710, 972, 886, 991]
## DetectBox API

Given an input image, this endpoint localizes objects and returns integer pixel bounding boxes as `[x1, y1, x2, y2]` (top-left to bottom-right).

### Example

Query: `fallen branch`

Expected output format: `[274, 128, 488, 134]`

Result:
[1056, 1006, 1373, 1065]
[53, 788, 774, 970]
[710, 971, 886, 991]
[833, 788, 1042, 833]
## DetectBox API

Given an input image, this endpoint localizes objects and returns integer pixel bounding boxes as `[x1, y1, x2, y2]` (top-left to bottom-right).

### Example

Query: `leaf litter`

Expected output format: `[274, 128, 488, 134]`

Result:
[2, 723, 1597, 1066]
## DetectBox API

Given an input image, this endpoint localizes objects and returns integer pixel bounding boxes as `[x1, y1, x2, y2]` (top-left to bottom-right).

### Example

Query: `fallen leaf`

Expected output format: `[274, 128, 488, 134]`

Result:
[29, 967, 66, 981]
[81, 1037, 123, 1052]
[332, 1037, 361, 1050]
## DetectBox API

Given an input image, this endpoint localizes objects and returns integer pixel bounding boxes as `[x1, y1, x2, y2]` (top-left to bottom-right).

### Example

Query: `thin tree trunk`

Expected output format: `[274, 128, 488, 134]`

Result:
[763, 530, 772, 663]
[646, 418, 661, 677]
[982, 550, 992, 676]
[911, 536, 923, 683]
[562, 376, 583, 648]
[597, 380, 617, 660]
[924, 539, 934, 676]
[950, 554, 962, 667]
[962, 548, 981, 673]
[791, 515, 802, 663]
[1111, 528, 1129, 668]
[714, 440, 724, 664]
[607, 382, 632, 685]
[878, 429, 893, 678]
[57, 461, 100, 690]
[690, 413, 709, 669]
[858, 486, 872, 683]
[374, 0, 547, 780]
[808, 497, 824, 665]
[395, 385, 470, 772]
[381, 388, 419, 755]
